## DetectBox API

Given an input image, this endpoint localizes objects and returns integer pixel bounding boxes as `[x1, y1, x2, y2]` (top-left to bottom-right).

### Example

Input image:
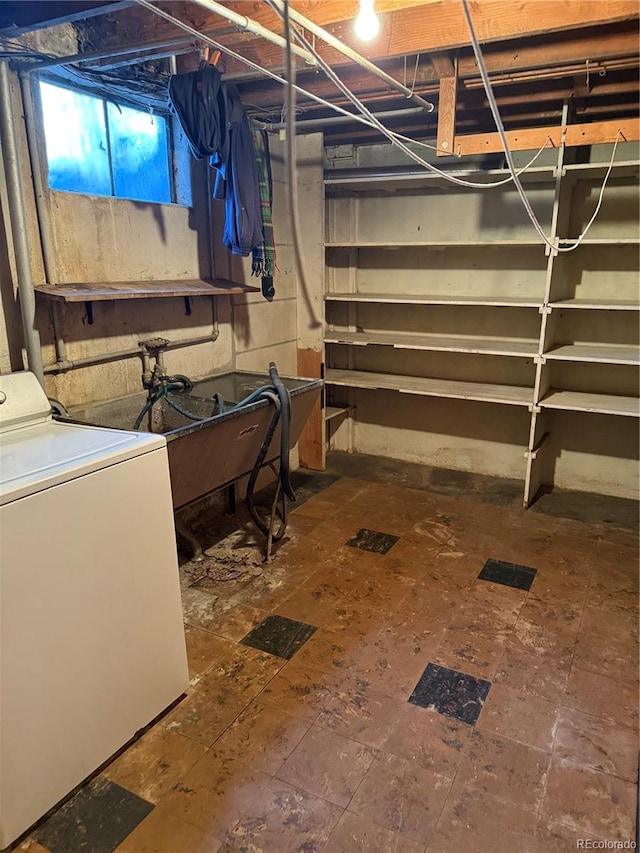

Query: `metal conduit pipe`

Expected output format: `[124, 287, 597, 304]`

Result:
[187, 0, 316, 66]
[269, 0, 434, 113]
[0, 61, 45, 385]
[262, 106, 425, 132]
[19, 73, 68, 366]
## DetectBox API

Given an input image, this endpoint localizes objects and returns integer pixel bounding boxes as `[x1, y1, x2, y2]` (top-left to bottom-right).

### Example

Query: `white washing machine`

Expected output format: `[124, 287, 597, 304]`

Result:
[0, 372, 189, 849]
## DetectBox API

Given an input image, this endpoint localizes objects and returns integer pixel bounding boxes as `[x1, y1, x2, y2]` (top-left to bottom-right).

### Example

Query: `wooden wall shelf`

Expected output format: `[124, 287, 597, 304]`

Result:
[34, 278, 260, 303]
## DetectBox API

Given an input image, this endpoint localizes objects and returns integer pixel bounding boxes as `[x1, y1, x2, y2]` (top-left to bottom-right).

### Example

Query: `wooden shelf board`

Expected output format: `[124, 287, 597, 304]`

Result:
[550, 298, 640, 311]
[325, 330, 537, 358]
[540, 389, 640, 418]
[324, 164, 556, 193]
[324, 406, 352, 421]
[326, 240, 543, 249]
[326, 368, 534, 407]
[558, 238, 639, 246]
[544, 343, 640, 366]
[34, 278, 260, 302]
[324, 292, 541, 308]
[563, 161, 640, 179]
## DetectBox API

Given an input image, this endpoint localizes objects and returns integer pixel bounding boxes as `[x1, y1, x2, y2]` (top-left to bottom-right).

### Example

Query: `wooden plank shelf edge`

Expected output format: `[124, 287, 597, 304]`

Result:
[34, 278, 260, 302]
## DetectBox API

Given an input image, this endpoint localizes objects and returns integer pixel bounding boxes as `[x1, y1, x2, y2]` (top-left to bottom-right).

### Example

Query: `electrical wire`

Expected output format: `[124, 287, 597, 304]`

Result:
[132, 0, 557, 192]
[460, 0, 621, 252]
[267, 0, 561, 191]
[276, 1, 622, 238]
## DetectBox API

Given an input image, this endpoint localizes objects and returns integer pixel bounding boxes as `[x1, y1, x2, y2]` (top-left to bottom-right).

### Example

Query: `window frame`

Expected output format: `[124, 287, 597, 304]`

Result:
[37, 76, 180, 206]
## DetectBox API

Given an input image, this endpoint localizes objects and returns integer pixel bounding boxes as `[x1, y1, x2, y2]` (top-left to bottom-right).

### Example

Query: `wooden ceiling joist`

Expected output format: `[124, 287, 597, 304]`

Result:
[453, 116, 640, 157]
[80, 0, 639, 72]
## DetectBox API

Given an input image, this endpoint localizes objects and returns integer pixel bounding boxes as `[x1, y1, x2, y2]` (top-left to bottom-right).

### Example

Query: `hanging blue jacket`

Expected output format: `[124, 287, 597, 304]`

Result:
[213, 83, 264, 257]
[169, 68, 263, 257]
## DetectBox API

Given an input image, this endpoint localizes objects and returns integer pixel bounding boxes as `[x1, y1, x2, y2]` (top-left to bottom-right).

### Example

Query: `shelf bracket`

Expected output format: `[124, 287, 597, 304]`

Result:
[85, 301, 94, 326]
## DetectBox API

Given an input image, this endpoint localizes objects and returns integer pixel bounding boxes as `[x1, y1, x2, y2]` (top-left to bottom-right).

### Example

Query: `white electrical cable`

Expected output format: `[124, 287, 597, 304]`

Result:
[460, 0, 621, 252]
[277, 0, 622, 244]
[138, 0, 620, 218]
[267, 0, 559, 191]
[138, 0, 550, 192]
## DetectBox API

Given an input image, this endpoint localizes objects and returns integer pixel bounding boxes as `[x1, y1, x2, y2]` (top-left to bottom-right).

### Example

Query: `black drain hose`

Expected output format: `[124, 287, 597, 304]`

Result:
[245, 363, 296, 542]
[269, 362, 296, 502]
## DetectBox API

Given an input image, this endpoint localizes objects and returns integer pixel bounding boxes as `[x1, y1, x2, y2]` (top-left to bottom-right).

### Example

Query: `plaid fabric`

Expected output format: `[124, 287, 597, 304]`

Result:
[250, 128, 276, 279]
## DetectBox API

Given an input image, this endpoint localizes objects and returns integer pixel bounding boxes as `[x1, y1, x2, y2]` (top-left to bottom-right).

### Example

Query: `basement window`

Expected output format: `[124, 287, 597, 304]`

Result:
[39, 81, 173, 204]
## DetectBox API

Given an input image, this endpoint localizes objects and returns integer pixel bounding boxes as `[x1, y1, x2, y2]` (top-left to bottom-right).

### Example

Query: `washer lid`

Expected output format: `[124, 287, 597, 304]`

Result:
[0, 420, 166, 505]
[0, 371, 51, 433]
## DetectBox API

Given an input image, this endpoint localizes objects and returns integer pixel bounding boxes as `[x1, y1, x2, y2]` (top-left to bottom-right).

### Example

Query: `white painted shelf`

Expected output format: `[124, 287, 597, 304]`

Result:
[325, 330, 538, 358]
[558, 238, 640, 246]
[326, 240, 543, 248]
[323, 160, 639, 195]
[540, 389, 640, 418]
[324, 292, 541, 308]
[544, 343, 640, 366]
[324, 406, 352, 421]
[326, 368, 534, 407]
[324, 165, 556, 193]
[564, 160, 640, 179]
[550, 298, 640, 311]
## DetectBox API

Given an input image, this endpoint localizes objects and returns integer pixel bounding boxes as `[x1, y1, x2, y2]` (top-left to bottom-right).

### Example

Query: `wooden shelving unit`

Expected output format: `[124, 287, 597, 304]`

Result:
[323, 138, 640, 506]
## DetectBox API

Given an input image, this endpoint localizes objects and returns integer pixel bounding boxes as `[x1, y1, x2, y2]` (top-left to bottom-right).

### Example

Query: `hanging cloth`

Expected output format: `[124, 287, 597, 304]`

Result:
[215, 83, 264, 257]
[250, 127, 277, 300]
[168, 62, 229, 164]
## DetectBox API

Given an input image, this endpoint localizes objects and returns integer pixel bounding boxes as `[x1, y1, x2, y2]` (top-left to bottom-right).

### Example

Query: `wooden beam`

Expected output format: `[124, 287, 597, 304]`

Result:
[436, 72, 457, 154]
[297, 349, 325, 471]
[430, 51, 455, 78]
[79, 0, 639, 75]
[453, 117, 640, 156]
[456, 23, 640, 80]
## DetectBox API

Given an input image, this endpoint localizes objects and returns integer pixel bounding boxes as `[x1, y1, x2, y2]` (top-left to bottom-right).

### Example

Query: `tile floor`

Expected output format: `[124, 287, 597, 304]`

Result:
[15, 473, 639, 853]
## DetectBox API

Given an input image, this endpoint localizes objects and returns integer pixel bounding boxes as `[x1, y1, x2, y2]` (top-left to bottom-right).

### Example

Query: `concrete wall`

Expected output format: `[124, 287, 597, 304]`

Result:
[0, 75, 324, 421]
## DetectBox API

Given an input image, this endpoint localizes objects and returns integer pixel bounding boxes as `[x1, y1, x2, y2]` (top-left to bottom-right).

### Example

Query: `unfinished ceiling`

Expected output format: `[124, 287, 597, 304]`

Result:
[1, 0, 638, 148]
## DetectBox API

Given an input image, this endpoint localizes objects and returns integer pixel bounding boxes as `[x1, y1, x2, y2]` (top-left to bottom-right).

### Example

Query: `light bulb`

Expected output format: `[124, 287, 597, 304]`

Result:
[354, 0, 379, 41]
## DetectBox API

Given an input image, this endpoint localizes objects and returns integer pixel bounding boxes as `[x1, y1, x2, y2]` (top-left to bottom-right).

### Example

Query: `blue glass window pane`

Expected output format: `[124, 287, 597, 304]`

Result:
[40, 81, 111, 196]
[106, 102, 171, 203]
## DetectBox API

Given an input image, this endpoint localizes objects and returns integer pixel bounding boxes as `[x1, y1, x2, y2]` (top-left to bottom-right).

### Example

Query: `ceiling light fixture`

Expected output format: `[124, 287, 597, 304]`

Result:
[354, 0, 379, 41]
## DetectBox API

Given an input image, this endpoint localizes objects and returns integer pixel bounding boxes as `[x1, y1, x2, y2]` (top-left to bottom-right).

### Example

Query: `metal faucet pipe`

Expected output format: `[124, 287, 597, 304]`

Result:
[0, 61, 45, 385]
[268, 0, 434, 113]
[187, 0, 316, 66]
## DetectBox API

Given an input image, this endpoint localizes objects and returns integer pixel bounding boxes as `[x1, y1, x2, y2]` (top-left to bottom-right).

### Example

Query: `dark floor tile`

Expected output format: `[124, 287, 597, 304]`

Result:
[32, 776, 153, 853]
[346, 528, 400, 555]
[240, 614, 317, 660]
[479, 558, 537, 591]
[409, 662, 491, 725]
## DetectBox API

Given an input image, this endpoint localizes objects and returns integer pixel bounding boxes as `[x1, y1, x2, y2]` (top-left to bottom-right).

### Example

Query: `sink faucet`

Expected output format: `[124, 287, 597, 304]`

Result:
[139, 338, 170, 392]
